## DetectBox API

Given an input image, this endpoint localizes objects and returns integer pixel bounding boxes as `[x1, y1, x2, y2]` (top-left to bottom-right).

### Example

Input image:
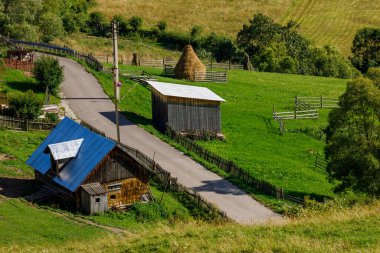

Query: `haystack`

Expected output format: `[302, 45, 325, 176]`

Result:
[174, 45, 206, 81]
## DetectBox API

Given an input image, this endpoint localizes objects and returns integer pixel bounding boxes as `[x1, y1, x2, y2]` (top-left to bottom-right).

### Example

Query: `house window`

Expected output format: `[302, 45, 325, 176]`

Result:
[108, 183, 122, 191]
[95, 197, 100, 203]
[110, 195, 116, 200]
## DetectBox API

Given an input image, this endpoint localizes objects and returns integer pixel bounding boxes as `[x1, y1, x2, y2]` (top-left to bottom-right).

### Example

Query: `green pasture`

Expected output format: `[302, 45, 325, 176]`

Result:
[96, 64, 347, 199]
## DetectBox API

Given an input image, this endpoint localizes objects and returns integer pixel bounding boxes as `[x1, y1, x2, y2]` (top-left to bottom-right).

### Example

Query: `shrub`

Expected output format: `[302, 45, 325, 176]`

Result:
[8, 90, 42, 120]
[86, 12, 108, 36]
[33, 56, 64, 104]
[129, 16, 143, 33]
[156, 21, 167, 32]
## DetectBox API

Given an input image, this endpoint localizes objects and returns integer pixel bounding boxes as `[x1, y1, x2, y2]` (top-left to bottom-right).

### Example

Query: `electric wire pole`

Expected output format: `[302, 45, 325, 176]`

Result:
[112, 21, 121, 144]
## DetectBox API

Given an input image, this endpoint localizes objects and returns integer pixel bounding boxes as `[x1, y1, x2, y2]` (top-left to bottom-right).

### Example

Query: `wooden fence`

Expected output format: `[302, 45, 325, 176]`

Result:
[9, 40, 104, 72]
[194, 70, 227, 83]
[206, 62, 244, 70]
[4, 58, 34, 71]
[295, 96, 339, 110]
[166, 126, 306, 204]
[94, 55, 244, 70]
[163, 65, 175, 76]
[0, 115, 56, 131]
[273, 109, 319, 120]
[0, 93, 7, 105]
[79, 120, 229, 220]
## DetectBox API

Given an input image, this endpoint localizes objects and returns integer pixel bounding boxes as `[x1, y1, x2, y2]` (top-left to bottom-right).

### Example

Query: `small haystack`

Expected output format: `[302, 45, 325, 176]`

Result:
[174, 45, 206, 81]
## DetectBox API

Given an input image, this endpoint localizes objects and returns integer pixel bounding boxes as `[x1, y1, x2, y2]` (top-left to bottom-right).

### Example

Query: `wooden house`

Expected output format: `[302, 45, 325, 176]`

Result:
[148, 81, 225, 135]
[27, 117, 151, 214]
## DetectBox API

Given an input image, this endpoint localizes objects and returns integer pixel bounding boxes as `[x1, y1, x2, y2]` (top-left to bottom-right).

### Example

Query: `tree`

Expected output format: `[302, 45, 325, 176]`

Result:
[190, 25, 203, 43]
[156, 21, 167, 32]
[38, 12, 64, 43]
[325, 76, 380, 195]
[86, 12, 108, 36]
[112, 15, 128, 36]
[351, 28, 380, 73]
[33, 56, 64, 104]
[8, 90, 42, 119]
[129, 16, 143, 33]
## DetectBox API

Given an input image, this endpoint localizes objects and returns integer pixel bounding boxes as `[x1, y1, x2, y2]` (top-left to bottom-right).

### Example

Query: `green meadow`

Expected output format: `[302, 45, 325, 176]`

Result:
[91, 64, 347, 199]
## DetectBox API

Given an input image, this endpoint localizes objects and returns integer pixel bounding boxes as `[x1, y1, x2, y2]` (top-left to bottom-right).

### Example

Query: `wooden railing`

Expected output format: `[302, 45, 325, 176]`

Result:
[194, 70, 227, 83]
[295, 96, 339, 109]
[9, 39, 104, 72]
[273, 107, 319, 120]
[4, 58, 34, 72]
[0, 115, 56, 131]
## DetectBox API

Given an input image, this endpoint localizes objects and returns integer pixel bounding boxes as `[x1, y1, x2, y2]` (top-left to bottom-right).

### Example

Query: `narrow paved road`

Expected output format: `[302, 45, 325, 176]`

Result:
[59, 57, 279, 224]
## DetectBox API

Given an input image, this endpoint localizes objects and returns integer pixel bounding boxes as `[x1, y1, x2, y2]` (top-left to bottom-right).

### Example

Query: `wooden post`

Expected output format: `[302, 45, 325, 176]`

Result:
[106, 55, 109, 63]
[295, 96, 298, 111]
[320, 95, 323, 108]
[163, 58, 165, 68]
[229, 61, 231, 70]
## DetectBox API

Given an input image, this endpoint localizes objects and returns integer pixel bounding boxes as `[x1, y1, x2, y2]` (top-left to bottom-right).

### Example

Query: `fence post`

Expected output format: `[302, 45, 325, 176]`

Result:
[320, 95, 323, 108]
[295, 96, 298, 111]
[229, 61, 231, 70]
[106, 55, 109, 63]
[25, 118, 28, 131]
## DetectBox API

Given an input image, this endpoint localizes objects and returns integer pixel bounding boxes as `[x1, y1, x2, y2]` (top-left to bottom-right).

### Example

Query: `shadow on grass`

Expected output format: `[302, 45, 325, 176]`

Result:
[0, 177, 36, 198]
[5, 81, 41, 93]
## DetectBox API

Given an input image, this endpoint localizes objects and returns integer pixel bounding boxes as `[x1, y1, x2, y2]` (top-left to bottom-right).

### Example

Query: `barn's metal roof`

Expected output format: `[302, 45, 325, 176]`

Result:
[147, 81, 225, 102]
[48, 139, 83, 161]
[81, 183, 107, 196]
[26, 117, 116, 192]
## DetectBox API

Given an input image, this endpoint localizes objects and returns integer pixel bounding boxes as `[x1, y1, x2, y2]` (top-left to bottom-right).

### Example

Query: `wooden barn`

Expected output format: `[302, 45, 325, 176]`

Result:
[27, 117, 152, 214]
[148, 81, 225, 135]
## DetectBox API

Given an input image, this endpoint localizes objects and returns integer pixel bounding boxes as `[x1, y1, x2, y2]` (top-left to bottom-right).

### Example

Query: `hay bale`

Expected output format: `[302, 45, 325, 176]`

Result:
[175, 45, 206, 81]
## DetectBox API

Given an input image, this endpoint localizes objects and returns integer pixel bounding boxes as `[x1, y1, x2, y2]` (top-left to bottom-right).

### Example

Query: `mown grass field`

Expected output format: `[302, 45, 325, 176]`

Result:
[1, 197, 379, 252]
[92, 64, 347, 199]
[93, 0, 380, 56]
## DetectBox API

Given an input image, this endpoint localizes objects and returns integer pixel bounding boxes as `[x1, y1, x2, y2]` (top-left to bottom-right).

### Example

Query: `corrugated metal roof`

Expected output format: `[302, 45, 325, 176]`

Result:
[81, 183, 107, 195]
[147, 81, 225, 102]
[48, 139, 83, 160]
[26, 117, 116, 192]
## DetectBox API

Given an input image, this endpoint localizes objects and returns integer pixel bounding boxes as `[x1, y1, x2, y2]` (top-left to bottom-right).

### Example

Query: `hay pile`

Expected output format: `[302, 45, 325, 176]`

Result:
[174, 45, 206, 81]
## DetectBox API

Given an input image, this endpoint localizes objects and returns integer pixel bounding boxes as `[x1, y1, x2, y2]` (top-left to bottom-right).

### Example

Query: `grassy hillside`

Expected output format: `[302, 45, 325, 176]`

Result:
[89, 64, 346, 199]
[54, 33, 182, 59]
[1, 198, 379, 252]
[93, 0, 380, 55]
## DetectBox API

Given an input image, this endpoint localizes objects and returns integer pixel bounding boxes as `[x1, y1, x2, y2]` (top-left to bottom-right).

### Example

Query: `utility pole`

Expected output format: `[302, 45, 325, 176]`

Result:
[112, 21, 121, 144]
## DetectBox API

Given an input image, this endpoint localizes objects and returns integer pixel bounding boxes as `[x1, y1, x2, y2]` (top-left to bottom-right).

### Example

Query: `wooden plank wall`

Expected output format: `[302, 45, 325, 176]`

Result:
[151, 90, 168, 132]
[105, 178, 148, 208]
[167, 97, 221, 134]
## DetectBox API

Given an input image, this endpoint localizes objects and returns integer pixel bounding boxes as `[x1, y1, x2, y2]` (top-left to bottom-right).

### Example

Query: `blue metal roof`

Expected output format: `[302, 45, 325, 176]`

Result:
[26, 117, 116, 192]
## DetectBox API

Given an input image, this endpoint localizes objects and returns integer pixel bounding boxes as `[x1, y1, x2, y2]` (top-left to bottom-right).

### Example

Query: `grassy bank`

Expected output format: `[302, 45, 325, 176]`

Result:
[1, 198, 379, 252]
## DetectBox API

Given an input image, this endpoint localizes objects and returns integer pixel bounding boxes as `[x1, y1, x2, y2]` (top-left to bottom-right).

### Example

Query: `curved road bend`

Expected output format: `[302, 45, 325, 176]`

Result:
[59, 56, 279, 224]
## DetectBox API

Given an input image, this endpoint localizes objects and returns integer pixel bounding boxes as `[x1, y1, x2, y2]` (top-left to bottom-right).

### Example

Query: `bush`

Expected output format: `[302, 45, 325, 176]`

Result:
[33, 56, 64, 104]
[129, 16, 143, 33]
[156, 21, 167, 32]
[8, 90, 42, 120]
[86, 12, 109, 36]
